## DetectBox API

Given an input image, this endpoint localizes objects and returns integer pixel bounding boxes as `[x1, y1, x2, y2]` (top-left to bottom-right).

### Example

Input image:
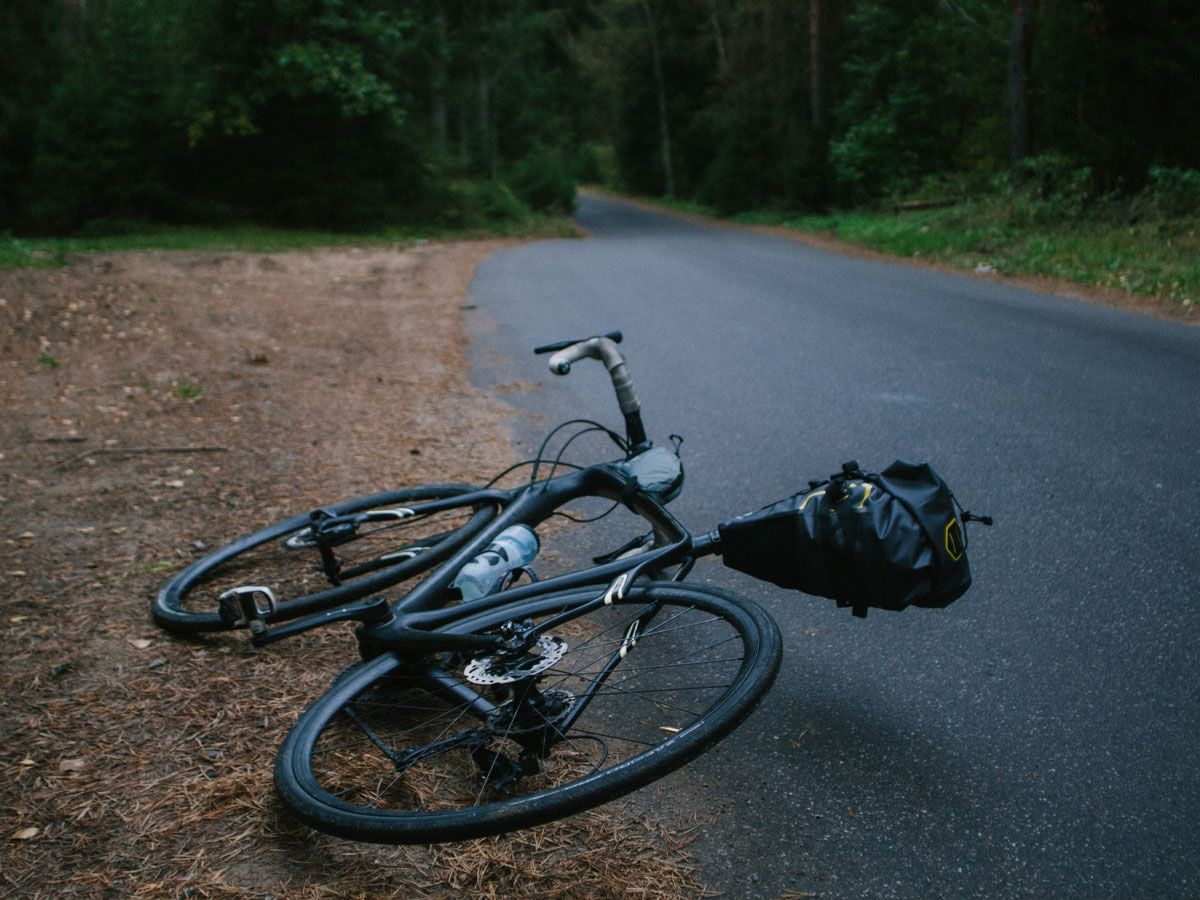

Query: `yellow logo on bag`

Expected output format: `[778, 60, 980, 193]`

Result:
[798, 482, 875, 512]
[944, 518, 964, 560]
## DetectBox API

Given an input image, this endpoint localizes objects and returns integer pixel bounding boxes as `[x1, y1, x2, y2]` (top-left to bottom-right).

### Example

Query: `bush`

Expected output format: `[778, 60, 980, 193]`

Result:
[571, 142, 619, 189]
[1016, 153, 1090, 197]
[1008, 152, 1095, 223]
[506, 146, 577, 214]
[698, 140, 760, 215]
[434, 180, 532, 229]
[1145, 166, 1200, 217]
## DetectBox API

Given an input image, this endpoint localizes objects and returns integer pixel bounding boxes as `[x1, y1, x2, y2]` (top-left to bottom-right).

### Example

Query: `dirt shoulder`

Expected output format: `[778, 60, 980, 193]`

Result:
[582, 189, 1195, 324]
[0, 244, 701, 896]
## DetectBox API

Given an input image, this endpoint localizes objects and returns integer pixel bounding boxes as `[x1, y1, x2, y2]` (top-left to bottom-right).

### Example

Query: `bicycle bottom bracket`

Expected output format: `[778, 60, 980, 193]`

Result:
[463, 635, 567, 685]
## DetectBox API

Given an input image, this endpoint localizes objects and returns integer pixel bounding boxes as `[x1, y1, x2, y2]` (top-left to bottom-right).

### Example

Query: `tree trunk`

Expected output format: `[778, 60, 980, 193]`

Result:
[1008, 1, 1033, 176]
[809, 0, 823, 131]
[707, 0, 726, 69]
[639, 0, 676, 197]
[431, 3, 448, 152]
[478, 70, 494, 179]
[457, 85, 469, 158]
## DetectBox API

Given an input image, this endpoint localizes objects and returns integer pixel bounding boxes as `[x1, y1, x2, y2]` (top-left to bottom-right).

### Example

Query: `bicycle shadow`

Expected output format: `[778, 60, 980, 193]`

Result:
[663, 663, 1039, 895]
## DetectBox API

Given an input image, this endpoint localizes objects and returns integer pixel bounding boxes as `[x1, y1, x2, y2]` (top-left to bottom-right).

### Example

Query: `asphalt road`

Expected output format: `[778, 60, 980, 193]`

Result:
[464, 194, 1200, 898]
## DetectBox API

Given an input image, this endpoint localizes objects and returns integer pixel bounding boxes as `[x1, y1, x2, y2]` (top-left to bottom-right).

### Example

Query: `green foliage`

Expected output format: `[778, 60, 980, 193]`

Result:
[571, 142, 618, 188]
[27, 0, 205, 231]
[38, 352, 61, 369]
[435, 180, 531, 229]
[1035, 1, 1200, 186]
[173, 380, 205, 400]
[5, 1, 1198, 233]
[592, 0, 1198, 221]
[508, 146, 578, 213]
[1145, 167, 1200, 218]
[1000, 153, 1097, 225]
[0, 216, 577, 270]
[829, 1, 1006, 200]
[3, 0, 588, 234]
[775, 199, 1199, 309]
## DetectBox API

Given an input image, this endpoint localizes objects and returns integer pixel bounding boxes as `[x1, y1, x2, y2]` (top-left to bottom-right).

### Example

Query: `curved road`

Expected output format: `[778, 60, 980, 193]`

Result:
[465, 194, 1200, 897]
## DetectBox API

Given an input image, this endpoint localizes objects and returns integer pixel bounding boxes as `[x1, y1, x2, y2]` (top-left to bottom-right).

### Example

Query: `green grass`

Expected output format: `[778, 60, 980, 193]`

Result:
[117, 560, 180, 580]
[611, 192, 1199, 310]
[173, 380, 204, 400]
[0, 215, 578, 269]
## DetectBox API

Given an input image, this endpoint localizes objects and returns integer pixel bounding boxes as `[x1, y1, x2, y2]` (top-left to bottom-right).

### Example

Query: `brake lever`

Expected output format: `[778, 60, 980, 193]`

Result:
[533, 330, 622, 354]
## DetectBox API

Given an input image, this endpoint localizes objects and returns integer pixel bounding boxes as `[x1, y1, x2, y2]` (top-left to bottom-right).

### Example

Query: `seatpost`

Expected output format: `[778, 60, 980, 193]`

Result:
[542, 335, 649, 451]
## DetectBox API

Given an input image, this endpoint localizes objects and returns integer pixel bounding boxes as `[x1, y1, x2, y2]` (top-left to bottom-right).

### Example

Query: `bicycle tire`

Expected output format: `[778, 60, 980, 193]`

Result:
[152, 484, 498, 635]
[274, 582, 782, 843]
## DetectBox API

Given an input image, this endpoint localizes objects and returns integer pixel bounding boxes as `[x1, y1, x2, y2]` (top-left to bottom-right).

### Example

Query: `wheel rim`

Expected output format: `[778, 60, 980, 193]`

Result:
[154, 486, 494, 631]
[283, 587, 770, 840]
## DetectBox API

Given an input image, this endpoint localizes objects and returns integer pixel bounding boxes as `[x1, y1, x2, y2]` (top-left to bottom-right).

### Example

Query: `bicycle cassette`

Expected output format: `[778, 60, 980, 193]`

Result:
[485, 688, 576, 734]
[464, 636, 567, 685]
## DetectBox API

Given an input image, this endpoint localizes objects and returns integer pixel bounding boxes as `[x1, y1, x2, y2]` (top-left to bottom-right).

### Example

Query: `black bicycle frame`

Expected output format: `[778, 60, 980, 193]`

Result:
[355, 461, 703, 654]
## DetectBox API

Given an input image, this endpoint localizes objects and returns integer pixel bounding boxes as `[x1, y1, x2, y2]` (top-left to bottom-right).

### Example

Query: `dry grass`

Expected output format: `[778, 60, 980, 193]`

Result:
[0, 244, 705, 897]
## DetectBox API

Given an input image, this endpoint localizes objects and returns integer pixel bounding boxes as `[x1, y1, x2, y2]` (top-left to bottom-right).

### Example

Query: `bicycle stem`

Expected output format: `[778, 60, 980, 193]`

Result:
[544, 335, 649, 451]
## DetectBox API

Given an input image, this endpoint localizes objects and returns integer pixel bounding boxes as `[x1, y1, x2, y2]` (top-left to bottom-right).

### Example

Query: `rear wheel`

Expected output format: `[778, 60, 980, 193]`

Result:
[274, 582, 782, 843]
[152, 484, 497, 634]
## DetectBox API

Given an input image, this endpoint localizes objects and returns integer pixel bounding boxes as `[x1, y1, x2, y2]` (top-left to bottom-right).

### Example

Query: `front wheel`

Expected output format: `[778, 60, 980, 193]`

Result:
[152, 484, 497, 634]
[274, 582, 782, 843]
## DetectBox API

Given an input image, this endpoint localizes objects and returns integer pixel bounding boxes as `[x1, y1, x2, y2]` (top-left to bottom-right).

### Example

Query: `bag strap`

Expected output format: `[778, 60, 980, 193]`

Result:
[827, 461, 870, 618]
[825, 460, 864, 506]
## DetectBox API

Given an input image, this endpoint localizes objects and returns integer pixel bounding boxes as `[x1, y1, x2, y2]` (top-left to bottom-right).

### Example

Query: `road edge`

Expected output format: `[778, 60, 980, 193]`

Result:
[580, 188, 1196, 326]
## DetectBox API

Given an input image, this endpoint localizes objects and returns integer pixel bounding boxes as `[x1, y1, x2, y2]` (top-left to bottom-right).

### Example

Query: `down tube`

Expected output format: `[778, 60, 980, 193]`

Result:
[397, 466, 691, 627]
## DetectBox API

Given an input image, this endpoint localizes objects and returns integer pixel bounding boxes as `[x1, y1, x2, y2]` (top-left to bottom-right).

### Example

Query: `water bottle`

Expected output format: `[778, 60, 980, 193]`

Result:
[452, 525, 540, 601]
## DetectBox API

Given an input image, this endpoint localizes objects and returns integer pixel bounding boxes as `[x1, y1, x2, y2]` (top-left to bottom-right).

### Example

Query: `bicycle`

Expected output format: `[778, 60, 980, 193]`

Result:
[152, 332, 662, 637]
[155, 332, 974, 844]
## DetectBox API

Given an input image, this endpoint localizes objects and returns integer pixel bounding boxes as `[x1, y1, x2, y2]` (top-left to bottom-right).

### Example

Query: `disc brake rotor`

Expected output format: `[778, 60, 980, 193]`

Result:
[464, 635, 567, 685]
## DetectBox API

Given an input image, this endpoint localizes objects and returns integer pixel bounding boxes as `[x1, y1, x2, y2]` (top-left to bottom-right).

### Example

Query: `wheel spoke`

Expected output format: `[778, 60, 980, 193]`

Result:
[280, 585, 779, 842]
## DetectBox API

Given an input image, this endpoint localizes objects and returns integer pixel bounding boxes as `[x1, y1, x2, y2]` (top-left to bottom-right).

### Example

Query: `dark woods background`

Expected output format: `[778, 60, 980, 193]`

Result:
[2, 0, 1198, 234]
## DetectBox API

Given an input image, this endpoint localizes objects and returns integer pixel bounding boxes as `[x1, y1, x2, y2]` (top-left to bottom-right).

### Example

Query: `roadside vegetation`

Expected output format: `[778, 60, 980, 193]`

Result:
[632, 162, 1200, 310]
[3, 3, 1197, 317]
[2, 2, 590, 238]
[0, 216, 578, 270]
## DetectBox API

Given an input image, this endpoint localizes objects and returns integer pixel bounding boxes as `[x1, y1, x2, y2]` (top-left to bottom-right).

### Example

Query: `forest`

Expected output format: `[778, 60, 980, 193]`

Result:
[2, 0, 1199, 234]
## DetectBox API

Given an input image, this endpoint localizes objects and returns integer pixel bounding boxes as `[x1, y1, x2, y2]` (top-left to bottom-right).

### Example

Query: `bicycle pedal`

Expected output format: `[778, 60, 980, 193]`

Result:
[218, 585, 277, 631]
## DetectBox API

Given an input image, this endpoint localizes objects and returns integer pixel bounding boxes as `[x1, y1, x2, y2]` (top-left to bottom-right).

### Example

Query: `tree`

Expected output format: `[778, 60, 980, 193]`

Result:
[638, 0, 676, 196]
[1008, 0, 1033, 175]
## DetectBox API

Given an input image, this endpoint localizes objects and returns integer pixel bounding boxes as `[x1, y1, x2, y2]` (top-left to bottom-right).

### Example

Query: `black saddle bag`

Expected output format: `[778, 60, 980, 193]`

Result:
[717, 460, 988, 616]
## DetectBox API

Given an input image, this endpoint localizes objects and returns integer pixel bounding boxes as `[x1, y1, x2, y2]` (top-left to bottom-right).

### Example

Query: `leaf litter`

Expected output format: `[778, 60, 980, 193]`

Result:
[0, 245, 706, 897]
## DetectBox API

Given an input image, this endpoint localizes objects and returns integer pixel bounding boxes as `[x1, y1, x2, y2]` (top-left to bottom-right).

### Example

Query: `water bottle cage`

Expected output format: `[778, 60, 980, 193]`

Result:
[499, 565, 539, 593]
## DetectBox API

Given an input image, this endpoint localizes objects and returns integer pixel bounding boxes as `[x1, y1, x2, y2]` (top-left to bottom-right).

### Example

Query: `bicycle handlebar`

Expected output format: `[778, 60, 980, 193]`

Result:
[534, 331, 622, 355]
[538, 333, 647, 448]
